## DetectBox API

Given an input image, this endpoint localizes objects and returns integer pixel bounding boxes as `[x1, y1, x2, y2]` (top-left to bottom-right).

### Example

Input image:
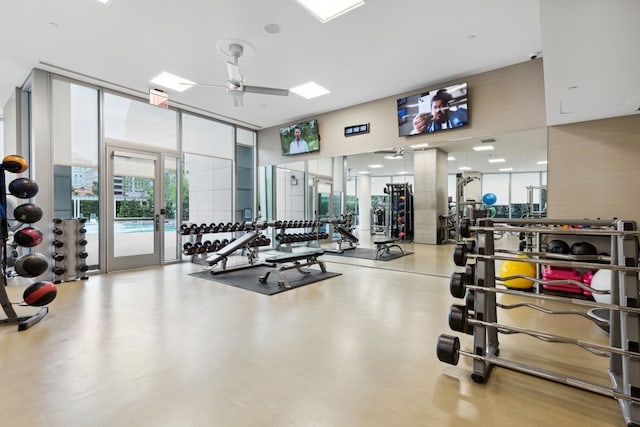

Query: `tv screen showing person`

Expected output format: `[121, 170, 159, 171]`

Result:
[397, 82, 468, 137]
[279, 120, 320, 156]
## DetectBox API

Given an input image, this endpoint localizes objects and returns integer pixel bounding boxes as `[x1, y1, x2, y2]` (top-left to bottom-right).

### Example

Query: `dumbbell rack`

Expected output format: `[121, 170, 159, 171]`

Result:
[274, 220, 325, 253]
[51, 218, 89, 283]
[180, 222, 270, 265]
[439, 217, 640, 425]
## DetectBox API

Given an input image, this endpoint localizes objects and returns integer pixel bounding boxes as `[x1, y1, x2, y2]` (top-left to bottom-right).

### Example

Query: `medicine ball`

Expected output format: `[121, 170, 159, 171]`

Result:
[498, 255, 536, 289]
[13, 227, 44, 248]
[570, 241, 598, 256]
[14, 253, 49, 278]
[23, 281, 57, 307]
[482, 193, 497, 206]
[2, 155, 28, 174]
[8, 178, 39, 199]
[13, 203, 43, 224]
[546, 239, 570, 254]
[590, 269, 612, 304]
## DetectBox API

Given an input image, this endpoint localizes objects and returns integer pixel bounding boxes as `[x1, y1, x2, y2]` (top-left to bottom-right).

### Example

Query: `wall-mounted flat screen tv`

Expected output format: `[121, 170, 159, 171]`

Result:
[397, 82, 468, 137]
[279, 119, 320, 156]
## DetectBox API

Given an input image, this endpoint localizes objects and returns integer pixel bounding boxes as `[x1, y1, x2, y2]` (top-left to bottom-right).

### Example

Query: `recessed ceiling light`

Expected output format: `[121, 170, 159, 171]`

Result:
[290, 81, 330, 99]
[368, 164, 383, 168]
[384, 155, 402, 160]
[358, 170, 370, 175]
[447, 156, 456, 161]
[488, 158, 506, 163]
[499, 167, 513, 172]
[397, 171, 408, 175]
[537, 160, 548, 165]
[150, 72, 194, 92]
[95, 0, 114, 5]
[472, 145, 494, 151]
[459, 166, 472, 171]
[296, 0, 365, 23]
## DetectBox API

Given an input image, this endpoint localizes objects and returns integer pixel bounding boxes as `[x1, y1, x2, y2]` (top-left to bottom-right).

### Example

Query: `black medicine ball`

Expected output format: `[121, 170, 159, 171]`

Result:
[8, 178, 39, 199]
[13, 203, 43, 224]
[545, 239, 570, 254]
[570, 241, 598, 256]
[23, 281, 57, 307]
[14, 253, 49, 278]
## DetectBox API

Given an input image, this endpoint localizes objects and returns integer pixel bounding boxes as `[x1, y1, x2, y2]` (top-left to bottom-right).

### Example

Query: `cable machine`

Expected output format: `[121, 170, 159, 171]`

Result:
[384, 183, 413, 241]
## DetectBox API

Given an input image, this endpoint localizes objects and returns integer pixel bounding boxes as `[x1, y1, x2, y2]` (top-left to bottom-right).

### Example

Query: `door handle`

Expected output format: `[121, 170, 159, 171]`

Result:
[155, 214, 160, 232]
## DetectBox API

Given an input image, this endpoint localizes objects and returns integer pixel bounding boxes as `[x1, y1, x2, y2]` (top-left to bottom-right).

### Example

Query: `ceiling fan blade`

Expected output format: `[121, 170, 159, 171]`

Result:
[230, 91, 243, 107]
[180, 82, 226, 88]
[227, 61, 242, 84]
[243, 85, 289, 96]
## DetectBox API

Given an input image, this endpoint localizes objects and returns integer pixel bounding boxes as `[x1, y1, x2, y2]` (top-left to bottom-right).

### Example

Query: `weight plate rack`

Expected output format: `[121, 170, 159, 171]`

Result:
[438, 217, 640, 425]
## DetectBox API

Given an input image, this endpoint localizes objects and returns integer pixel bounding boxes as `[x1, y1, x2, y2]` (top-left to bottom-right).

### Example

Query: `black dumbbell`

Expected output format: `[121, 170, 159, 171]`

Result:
[78, 227, 87, 234]
[53, 253, 65, 262]
[53, 228, 64, 235]
[53, 267, 66, 276]
[183, 242, 193, 251]
[53, 240, 64, 248]
[79, 264, 89, 272]
[79, 217, 88, 224]
[53, 218, 63, 224]
[78, 251, 89, 259]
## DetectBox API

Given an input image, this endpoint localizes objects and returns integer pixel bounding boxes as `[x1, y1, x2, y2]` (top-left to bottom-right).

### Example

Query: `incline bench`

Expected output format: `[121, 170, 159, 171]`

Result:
[258, 249, 326, 288]
[371, 237, 405, 260]
[206, 231, 260, 273]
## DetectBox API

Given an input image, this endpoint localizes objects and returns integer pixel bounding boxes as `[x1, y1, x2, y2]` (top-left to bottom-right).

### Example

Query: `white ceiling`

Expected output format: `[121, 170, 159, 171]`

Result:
[0, 0, 637, 174]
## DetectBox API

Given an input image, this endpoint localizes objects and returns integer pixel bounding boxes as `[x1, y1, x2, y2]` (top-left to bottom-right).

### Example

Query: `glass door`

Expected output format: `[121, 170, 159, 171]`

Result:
[106, 147, 163, 271]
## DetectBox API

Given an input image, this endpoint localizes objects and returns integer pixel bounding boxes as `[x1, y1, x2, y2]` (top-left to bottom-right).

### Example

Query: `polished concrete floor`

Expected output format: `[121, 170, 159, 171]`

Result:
[0, 238, 625, 427]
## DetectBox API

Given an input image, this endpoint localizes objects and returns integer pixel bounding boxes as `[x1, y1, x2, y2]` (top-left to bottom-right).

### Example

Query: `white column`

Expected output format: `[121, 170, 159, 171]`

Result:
[358, 174, 371, 235]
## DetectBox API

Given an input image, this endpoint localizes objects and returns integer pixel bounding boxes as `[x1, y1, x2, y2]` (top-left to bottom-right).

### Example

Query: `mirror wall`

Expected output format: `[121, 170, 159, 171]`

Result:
[258, 127, 547, 274]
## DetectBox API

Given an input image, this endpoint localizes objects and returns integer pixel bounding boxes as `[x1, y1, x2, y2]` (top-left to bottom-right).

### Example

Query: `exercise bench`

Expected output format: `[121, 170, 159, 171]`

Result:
[206, 231, 262, 274]
[258, 249, 327, 288]
[372, 237, 405, 260]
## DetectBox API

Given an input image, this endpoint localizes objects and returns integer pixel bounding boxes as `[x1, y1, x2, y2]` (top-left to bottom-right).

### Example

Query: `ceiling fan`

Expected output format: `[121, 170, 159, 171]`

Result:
[184, 40, 289, 107]
[374, 147, 407, 159]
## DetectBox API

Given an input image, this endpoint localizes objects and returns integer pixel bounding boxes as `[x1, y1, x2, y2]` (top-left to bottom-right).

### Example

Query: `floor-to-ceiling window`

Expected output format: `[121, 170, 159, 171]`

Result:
[181, 113, 234, 252]
[51, 78, 100, 270]
[236, 128, 255, 223]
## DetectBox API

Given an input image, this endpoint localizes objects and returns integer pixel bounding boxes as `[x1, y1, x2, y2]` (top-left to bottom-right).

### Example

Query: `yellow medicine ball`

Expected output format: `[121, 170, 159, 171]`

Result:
[2, 154, 28, 173]
[498, 255, 536, 289]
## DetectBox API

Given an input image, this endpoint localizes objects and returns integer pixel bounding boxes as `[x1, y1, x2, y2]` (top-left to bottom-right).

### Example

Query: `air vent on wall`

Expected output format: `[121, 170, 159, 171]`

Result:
[481, 138, 496, 143]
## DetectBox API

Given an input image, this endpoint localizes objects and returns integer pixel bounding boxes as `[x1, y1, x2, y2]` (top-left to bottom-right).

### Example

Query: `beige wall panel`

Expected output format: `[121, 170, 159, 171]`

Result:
[547, 115, 640, 225]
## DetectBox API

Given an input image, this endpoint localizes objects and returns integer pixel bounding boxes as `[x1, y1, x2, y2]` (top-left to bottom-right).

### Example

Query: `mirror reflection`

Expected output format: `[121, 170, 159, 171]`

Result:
[259, 127, 547, 275]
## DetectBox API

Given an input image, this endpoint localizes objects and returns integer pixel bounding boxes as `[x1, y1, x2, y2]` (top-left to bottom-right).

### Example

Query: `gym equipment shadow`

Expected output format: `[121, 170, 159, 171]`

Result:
[328, 248, 413, 261]
[189, 265, 341, 295]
